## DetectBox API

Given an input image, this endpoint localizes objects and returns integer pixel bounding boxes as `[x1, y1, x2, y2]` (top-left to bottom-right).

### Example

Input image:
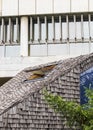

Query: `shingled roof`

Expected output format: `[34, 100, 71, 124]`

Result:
[0, 53, 93, 116]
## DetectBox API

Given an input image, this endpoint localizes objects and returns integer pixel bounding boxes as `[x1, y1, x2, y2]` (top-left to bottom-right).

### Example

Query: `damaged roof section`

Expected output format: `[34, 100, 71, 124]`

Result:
[24, 65, 56, 82]
[0, 53, 93, 115]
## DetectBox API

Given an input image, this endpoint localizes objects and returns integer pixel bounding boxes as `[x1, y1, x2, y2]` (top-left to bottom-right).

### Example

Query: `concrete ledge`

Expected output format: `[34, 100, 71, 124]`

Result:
[0, 55, 76, 77]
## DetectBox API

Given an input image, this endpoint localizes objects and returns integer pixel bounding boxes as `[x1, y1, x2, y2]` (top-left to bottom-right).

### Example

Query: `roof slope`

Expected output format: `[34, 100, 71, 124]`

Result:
[0, 53, 93, 115]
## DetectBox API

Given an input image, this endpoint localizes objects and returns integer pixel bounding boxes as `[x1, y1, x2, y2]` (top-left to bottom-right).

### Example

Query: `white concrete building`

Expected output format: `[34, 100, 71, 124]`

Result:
[0, 0, 93, 84]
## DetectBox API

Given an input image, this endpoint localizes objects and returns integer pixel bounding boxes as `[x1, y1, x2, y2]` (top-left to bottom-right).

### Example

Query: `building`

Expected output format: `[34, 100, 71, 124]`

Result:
[0, 0, 93, 84]
[0, 1, 93, 129]
[0, 53, 92, 130]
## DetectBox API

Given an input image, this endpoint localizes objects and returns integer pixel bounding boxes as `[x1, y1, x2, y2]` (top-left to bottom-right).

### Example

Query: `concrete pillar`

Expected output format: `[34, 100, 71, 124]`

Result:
[20, 17, 28, 56]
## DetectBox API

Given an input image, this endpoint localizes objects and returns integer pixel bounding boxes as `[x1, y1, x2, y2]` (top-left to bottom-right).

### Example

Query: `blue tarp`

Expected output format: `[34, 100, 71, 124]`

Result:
[80, 67, 93, 104]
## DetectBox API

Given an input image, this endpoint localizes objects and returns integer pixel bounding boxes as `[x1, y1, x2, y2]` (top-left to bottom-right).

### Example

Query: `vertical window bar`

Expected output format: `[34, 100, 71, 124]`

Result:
[9, 18, 11, 43]
[74, 15, 76, 41]
[81, 14, 84, 41]
[1, 18, 4, 43]
[37, 17, 40, 42]
[52, 16, 55, 41]
[59, 15, 62, 41]
[88, 14, 91, 41]
[30, 17, 33, 42]
[66, 15, 69, 42]
[11, 19, 13, 42]
[0, 19, 1, 43]
[88, 14, 91, 53]
[16, 17, 19, 43]
[45, 16, 47, 42]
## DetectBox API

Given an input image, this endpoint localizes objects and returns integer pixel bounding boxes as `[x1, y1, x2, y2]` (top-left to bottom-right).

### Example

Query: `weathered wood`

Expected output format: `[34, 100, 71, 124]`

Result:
[0, 53, 92, 129]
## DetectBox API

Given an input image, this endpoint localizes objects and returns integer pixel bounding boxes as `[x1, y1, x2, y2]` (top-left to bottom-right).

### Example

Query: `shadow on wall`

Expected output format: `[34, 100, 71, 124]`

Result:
[0, 77, 12, 86]
[80, 67, 93, 104]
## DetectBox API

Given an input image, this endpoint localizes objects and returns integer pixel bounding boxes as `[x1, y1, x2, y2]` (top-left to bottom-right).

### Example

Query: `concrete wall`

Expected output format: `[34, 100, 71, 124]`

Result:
[30, 43, 93, 57]
[2, 0, 18, 16]
[0, 42, 92, 78]
[19, 0, 35, 15]
[0, 43, 92, 57]
[0, 0, 93, 16]
[0, 45, 20, 57]
[0, 56, 74, 77]
[71, 0, 88, 12]
[0, 0, 2, 16]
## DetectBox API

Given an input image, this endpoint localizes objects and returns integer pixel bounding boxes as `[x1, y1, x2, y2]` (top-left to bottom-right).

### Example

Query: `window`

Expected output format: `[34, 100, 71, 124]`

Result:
[0, 19, 1, 42]
[69, 15, 75, 41]
[4, 18, 9, 43]
[90, 15, 93, 39]
[33, 18, 38, 41]
[12, 18, 19, 43]
[55, 16, 60, 40]
[62, 16, 67, 41]
[0, 17, 20, 44]
[47, 17, 53, 41]
[40, 17, 46, 41]
[83, 15, 89, 40]
[29, 14, 91, 44]
[76, 15, 82, 40]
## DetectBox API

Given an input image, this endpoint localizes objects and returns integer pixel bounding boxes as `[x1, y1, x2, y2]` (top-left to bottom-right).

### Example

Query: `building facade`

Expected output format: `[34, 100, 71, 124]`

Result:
[0, 0, 93, 81]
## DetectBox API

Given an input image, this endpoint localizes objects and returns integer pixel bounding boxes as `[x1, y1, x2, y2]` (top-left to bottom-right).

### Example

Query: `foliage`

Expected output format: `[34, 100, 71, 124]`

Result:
[43, 88, 93, 130]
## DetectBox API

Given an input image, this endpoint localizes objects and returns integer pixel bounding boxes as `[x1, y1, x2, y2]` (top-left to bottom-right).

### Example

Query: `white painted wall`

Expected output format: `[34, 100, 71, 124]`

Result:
[30, 43, 92, 57]
[5, 46, 20, 57]
[0, 55, 77, 77]
[89, 0, 93, 11]
[0, 46, 4, 57]
[0, 42, 92, 77]
[81, 43, 90, 55]
[30, 45, 47, 56]
[1, 0, 93, 16]
[2, 0, 18, 16]
[0, 45, 20, 57]
[48, 44, 69, 56]
[90, 43, 93, 53]
[20, 17, 28, 56]
[0, 0, 2, 16]
[19, 0, 35, 15]
[54, 0, 70, 13]
[71, 0, 88, 12]
[36, 0, 53, 14]
[70, 43, 82, 55]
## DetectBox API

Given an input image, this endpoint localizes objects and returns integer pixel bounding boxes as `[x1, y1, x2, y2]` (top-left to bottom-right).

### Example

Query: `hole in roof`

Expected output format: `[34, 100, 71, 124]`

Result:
[24, 65, 56, 82]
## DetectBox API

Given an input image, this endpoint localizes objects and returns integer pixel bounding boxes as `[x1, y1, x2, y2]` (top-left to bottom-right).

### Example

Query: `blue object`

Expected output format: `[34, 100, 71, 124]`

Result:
[80, 67, 93, 104]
